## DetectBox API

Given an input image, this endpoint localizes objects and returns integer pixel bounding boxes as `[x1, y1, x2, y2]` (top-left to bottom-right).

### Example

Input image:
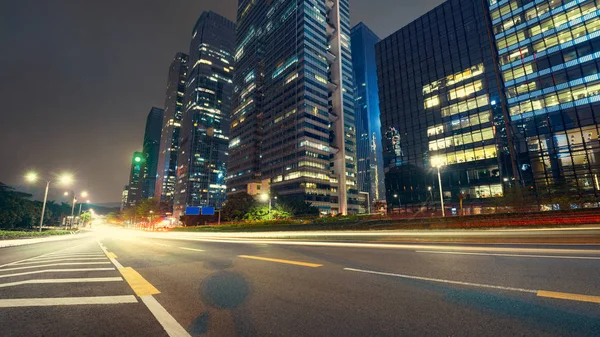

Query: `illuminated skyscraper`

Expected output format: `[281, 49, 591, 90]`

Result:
[155, 52, 188, 207]
[351, 22, 385, 204]
[141, 107, 164, 200]
[126, 152, 144, 207]
[173, 12, 235, 219]
[230, 0, 360, 214]
[377, 0, 600, 213]
[488, 0, 600, 203]
[376, 0, 512, 212]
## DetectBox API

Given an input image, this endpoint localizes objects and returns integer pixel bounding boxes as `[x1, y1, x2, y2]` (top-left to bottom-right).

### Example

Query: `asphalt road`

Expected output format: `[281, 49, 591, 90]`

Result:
[1, 227, 599, 336]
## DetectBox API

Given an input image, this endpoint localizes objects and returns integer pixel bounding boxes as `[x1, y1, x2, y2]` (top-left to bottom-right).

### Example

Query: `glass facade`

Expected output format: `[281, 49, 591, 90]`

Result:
[489, 0, 600, 202]
[173, 12, 235, 219]
[155, 52, 188, 208]
[351, 22, 385, 203]
[376, 0, 513, 211]
[229, 0, 359, 214]
[141, 107, 164, 200]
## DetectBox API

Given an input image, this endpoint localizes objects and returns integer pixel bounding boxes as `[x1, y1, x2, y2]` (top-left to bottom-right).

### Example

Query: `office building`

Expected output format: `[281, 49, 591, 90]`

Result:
[141, 107, 164, 199]
[155, 52, 189, 207]
[488, 0, 600, 201]
[173, 12, 235, 219]
[229, 0, 360, 214]
[351, 22, 385, 205]
[126, 152, 144, 206]
[376, 0, 513, 212]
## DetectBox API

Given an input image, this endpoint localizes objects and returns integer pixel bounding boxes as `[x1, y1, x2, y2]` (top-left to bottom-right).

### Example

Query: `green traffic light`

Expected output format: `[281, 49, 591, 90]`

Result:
[134, 156, 142, 163]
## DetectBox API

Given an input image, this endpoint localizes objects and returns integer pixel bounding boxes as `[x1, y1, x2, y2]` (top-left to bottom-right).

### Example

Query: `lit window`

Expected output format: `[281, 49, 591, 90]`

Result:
[424, 96, 440, 109]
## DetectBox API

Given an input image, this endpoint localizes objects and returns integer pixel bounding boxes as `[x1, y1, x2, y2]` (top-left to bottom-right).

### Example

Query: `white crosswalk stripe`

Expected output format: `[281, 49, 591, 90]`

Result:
[0, 295, 138, 307]
[0, 262, 111, 272]
[0, 277, 123, 288]
[39, 254, 106, 259]
[0, 242, 140, 310]
[12, 257, 109, 265]
[0, 268, 116, 279]
[40, 253, 106, 258]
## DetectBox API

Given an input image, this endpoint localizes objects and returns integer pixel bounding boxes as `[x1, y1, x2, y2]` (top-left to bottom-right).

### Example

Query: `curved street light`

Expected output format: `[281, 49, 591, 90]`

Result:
[78, 195, 91, 226]
[25, 172, 74, 232]
[64, 190, 90, 228]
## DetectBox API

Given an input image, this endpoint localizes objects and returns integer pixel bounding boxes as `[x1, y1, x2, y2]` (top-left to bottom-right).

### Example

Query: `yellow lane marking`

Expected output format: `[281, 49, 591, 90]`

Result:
[106, 252, 117, 259]
[537, 290, 600, 304]
[179, 247, 204, 252]
[119, 267, 160, 296]
[238, 255, 322, 268]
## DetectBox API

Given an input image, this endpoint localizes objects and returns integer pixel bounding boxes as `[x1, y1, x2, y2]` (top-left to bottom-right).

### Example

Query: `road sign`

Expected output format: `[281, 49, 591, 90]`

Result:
[201, 207, 215, 215]
[185, 206, 201, 215]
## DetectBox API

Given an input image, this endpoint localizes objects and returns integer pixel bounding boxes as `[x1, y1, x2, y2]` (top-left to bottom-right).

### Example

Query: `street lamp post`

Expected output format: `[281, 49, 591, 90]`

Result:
[260, 194, 271, 218]
[70, 194, 76, 229]
[436, 165, 445, 217]
[39, 181, 50, 232]
[25, 172, 73, 232]
[64, 191, 89, 228]
[432, 158, 445, 217]
[77, 200, 90, 226]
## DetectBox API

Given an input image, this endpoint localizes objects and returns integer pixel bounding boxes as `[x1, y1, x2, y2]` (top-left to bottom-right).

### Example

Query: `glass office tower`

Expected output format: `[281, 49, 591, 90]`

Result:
[230, 0, 359, 214]
[141, 107, 164, 200]
[126, 152, 144, 207]
[376, 0, 513, 212]
[173, 12, 235, 220]
[155, 53, 188, 207]
[351, 22, 385, 204]
[488, 0, 600, 202]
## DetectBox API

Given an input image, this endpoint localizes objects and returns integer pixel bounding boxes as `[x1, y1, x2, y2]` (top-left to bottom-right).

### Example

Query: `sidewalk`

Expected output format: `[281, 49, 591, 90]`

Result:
[0, 232, 89, 248]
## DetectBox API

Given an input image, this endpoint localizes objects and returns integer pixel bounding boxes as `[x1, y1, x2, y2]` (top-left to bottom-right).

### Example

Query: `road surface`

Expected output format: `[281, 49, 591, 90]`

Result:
[0, 227, 599, 336]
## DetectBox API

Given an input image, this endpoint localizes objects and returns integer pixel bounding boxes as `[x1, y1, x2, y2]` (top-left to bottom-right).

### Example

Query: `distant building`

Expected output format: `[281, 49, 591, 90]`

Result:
[351, 22, 385, 205]
[155, 52, 189, 208]
[141, 107, 164, 200]
[120, 186, 129, 211]
[173, 12, 235, 220]
[229, 0, 360, 215]
[126, 152, 144, 206]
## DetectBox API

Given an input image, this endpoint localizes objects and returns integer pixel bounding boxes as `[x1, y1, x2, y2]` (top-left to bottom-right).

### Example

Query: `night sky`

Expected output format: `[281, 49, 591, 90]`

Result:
[0, 0, 444, 204]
